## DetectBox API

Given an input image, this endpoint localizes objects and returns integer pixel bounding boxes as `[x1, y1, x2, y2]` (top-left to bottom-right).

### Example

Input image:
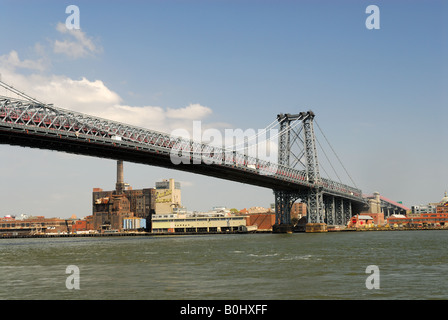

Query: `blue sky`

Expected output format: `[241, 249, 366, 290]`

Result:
[0, 0, 447, 218]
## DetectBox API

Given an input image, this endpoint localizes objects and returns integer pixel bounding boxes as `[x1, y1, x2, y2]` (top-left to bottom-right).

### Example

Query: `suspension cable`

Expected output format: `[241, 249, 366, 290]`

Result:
[0, 79, 46, 105]
[314, 120, 358, 188]
[315, 135, 342, 183]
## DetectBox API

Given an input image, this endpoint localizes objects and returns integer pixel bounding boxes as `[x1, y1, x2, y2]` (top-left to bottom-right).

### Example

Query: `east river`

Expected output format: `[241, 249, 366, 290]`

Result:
[1, 230, 447, 300]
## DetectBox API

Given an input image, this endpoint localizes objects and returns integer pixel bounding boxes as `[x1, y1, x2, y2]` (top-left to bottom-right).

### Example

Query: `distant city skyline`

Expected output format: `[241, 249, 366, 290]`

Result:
[0, 1, 447, 218]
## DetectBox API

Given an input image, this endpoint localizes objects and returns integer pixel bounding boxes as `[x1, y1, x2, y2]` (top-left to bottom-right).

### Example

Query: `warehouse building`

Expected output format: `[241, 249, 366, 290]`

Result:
[151, 214, 247, 233]
[0, 215, 74, 236]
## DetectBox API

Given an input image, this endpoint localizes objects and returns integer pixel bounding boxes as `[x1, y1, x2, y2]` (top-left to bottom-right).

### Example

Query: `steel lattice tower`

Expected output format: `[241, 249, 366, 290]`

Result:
[274, 111, 325, 230]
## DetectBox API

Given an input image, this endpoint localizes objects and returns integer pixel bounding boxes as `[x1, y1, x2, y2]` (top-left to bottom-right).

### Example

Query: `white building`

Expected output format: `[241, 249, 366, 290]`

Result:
[151, 214, 247, 233]
[411, 205, 436, 214]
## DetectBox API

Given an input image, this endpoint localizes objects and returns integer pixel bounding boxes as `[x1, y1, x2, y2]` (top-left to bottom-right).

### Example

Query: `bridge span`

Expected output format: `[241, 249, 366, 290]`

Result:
[0, 80, 367, 232]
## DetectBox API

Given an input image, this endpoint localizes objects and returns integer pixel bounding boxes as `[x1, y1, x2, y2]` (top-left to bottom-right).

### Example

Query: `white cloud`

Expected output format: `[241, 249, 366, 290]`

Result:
[0, 22, 213, 136]
[178, 180, 194, 188]
[0, 55, 213, 133]
[0, 50, 46, 72]
[167, 103, 212, 120]
[53, 22, 102, 59]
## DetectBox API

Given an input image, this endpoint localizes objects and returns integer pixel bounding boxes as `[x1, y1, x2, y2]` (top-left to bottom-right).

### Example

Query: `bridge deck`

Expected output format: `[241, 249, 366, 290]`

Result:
[0, 95, 366, 208]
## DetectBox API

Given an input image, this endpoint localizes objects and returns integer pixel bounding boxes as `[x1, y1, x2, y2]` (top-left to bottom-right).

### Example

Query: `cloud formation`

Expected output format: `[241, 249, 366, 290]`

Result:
[0, 62, 212, 133]
[166, 104, 212, 120]
[0, 50, 46, 72]
[0, 21, 226, 139]
[53, 22, 102, 59]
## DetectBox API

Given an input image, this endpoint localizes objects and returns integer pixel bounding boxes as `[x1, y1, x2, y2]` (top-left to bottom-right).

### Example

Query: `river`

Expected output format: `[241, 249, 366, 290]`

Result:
[1, 230, 447, 300]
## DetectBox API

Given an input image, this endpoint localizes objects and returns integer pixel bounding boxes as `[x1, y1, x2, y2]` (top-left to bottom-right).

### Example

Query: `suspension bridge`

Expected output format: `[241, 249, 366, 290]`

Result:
[0, 80, 368, 232]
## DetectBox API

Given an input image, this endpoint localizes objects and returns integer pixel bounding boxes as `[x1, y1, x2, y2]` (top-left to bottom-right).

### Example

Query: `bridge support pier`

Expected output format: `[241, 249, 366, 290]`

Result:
[304, 188, 328, 232]
[305, 223, 327, 233]
[306, 187, 325, 224]
[272, 224, 293, 233]
[272, 190, 301, 233]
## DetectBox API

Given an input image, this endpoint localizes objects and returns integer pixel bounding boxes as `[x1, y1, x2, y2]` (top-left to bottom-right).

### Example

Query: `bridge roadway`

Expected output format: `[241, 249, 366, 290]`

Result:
[0, 95, 367, 215]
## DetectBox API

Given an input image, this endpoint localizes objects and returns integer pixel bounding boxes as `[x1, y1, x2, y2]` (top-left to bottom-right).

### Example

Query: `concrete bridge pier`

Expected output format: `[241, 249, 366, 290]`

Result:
[305, 223, 327, 232]
[272, 224, 293, 233]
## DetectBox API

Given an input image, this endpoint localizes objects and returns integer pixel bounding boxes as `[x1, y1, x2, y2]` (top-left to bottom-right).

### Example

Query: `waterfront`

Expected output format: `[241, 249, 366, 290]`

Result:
[1, 230, 447, 300]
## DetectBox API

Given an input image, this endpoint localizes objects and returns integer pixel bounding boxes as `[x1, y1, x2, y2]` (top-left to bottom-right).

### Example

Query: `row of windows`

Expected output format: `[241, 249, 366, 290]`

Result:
[1, 222, 67, 228]
[389, 218, 448, 222]
[1, 223, 36, 228]
[153, 217, 245, 223]
[152, 227, 235, 233]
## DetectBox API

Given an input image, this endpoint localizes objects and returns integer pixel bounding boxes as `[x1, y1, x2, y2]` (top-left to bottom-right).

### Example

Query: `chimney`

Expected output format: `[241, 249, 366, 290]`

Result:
[116, 160, 125, 194]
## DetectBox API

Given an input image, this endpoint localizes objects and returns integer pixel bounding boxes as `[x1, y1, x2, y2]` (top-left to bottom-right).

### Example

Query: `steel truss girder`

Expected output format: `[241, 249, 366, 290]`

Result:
[324, 195, 336, 225]
[323, 195, 355, 226]
[273, 189, 357, 226]
[305, 187, 325, 224]
[273, 190, 302, 225]
[0, 95, 365, 205]
[344, 199, 352, 223]
[335, 197, 344, 225]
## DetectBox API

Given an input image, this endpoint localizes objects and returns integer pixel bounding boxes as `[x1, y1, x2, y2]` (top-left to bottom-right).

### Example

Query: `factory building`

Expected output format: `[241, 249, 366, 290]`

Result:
[92, 160, 156, 232]
[155, 179, 182, 214]
[92, 160, 188, 232]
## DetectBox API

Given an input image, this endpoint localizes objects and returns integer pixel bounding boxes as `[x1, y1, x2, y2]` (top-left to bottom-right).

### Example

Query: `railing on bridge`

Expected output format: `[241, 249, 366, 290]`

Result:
[0, 95, 362, 201]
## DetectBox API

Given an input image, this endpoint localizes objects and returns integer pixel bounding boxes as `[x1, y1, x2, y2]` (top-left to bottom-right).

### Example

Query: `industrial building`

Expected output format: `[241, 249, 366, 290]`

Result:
[90, 160, 250, 234]
[92, 160, 160, 232]
[155, 179, 182, 214]
[0, 160, 263, 236]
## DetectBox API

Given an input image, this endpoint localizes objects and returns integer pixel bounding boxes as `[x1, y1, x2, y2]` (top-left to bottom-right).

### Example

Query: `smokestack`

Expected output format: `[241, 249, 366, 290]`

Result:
[116, 160, 124, 194]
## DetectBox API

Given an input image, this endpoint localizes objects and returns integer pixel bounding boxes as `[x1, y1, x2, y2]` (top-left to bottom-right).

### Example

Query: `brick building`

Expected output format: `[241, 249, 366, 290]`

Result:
[92, 160, 156, 232]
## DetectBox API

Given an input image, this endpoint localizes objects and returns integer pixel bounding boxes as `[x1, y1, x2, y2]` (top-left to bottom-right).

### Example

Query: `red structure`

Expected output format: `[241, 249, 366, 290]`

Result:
[387, 193, 448, 227]
[245, 214, 275, 231]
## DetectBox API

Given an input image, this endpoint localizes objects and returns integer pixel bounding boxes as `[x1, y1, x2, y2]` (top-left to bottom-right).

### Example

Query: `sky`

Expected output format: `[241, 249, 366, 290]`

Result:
[0, 0, 447, 218]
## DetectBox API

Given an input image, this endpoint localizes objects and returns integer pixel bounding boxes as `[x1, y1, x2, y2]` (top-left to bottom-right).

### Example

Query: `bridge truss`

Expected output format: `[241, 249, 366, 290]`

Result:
[274, 112, 367, 229]
[0, 80, 367, 230]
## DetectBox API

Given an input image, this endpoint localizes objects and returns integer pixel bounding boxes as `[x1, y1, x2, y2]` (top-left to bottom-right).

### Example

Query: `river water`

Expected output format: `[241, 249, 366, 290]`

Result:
[0, 230, 447, 300]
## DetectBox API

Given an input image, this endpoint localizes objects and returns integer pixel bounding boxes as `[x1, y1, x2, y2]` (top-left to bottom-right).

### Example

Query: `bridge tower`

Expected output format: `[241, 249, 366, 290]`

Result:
[273, 111, 325, 232]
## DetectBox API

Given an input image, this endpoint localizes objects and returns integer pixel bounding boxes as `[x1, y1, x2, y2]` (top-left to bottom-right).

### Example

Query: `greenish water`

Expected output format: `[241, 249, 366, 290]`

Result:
[1, 230, 447, 300]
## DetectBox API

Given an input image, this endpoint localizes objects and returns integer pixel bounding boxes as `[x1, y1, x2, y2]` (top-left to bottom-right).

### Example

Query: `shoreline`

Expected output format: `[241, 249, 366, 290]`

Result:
[1, 226, 447, 239]
[0, 230, 272, 239]
[328, 226, 448, 232]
